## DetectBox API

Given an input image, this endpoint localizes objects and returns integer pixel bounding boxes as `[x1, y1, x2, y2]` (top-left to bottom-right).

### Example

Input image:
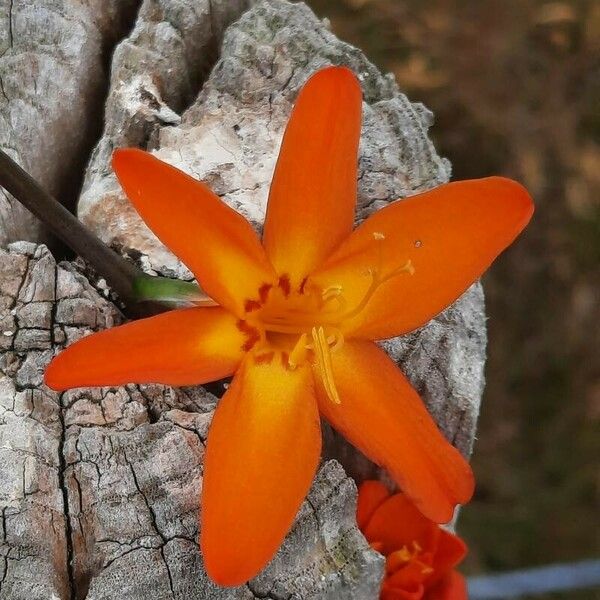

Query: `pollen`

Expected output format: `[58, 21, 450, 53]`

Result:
[386, 540, 426, 574]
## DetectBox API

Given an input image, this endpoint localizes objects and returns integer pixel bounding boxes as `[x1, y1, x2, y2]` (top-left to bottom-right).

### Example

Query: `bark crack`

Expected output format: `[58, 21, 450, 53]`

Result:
[161, 546, 176, 599]
[127, 458, 165, 542]
[57, 394, 76, 600]
[245, 582, 282, 600]
[51, 262, 75, 599]
[0, 75, 8, 102]
[7, 0, 13, 50]
[53, 0, 144, 236]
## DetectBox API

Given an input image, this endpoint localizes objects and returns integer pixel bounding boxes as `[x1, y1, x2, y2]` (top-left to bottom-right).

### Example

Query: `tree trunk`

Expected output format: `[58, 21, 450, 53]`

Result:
[0, 0, 141, 245]
[0, 1, 486, 598]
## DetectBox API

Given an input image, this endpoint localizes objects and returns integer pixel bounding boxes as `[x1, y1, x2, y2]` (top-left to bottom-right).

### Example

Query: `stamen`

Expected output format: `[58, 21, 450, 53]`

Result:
[396, 546, 413, 563]
[260, 257, 413, 333]
[254, 235, 415, 340]
[288, 333, 308, 369]
[321, 285, 347, 315]
[326, 329, 345, 352]
[387, 540, 422, 570]
[311, 326, 341, 404]
[321, 285, 343, 301]
[385, 259, 415, 279]
[336, 258, 415, 322]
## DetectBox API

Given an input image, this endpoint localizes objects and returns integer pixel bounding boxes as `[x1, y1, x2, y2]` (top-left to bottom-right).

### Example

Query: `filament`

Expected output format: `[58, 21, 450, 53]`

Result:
[311, 326, 341, 404]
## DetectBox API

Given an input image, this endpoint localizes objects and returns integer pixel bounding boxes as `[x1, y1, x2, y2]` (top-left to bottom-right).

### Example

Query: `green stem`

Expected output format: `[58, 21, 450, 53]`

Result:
[133, 275, 209, 306]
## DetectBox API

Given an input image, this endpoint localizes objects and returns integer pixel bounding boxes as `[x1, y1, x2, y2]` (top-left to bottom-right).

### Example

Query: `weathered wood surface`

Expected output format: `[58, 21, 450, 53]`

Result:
[0, 0, 141, 245]
[79, 0, 453, 279]
[0, 0, 487, 598]
[0, 243, 383, 599]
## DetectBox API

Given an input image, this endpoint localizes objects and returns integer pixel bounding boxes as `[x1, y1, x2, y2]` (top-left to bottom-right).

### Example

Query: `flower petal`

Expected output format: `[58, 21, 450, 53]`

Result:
[200, 356, 321, 586]
[112, 148, 276, 315]
[315, 340, 474, 523]
[363, 493, 438, 556]
[45, 307, 244, 390]
[386, 558, 434, 593]
[431, 530, 467, 581]
[425, 571, 468, 600]
[357, 480, 391, 530]
[263, 66, 362, 286]
[310, 177, 534, 339]
[382, 582, 425, 600]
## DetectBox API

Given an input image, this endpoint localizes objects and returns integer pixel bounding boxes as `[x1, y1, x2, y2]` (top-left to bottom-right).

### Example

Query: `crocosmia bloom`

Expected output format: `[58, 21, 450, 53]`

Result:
[45, 66, 533, 585]
[358, 480, 468, 600]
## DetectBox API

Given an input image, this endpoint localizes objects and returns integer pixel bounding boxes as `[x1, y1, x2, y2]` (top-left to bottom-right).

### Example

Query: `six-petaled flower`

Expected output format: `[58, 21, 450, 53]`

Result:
[45, 66, 533, 586]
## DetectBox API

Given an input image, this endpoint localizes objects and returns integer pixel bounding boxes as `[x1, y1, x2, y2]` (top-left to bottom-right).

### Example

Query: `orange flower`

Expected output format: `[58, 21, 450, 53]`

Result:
[45, 66, 533, 586]
[358, 480, 468, 600]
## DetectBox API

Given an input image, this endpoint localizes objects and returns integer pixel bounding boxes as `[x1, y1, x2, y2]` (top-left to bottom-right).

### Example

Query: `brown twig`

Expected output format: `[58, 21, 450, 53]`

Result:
[0, 149, 156, 312]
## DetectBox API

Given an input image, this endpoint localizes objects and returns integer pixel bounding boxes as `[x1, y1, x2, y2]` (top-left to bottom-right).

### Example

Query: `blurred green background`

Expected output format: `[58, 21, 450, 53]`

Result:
[307, 0, 599, 596]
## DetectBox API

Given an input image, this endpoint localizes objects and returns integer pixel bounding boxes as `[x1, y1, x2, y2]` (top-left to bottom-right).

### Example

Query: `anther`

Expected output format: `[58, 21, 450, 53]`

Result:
[396, 546, 413, 562]
[321, 285, 343, 301]
[320, 285, 348, 315]
[326, 329, 345, 352]
[288, 333, 308, 369]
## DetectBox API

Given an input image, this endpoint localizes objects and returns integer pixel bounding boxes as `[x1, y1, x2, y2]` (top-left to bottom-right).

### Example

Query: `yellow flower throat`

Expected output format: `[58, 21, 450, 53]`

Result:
[238, 233, 415, 404]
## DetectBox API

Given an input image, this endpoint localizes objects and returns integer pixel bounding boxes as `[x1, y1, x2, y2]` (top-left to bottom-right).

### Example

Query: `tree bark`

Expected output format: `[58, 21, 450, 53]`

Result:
[0, 1, 486, 598]
[0, 242, 384, 599]
[0, 0, 140, 245]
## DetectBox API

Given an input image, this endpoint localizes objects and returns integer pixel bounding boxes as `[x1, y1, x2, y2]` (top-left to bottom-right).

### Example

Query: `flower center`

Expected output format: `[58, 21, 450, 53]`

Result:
[238, 233, 414, 403]
[388, 540, 432, 572]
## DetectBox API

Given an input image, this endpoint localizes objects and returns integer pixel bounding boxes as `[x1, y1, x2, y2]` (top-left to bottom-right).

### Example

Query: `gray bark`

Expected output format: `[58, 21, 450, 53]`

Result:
[79, 0, 452, 280]
[0, 0, 140, 245]
[0, 242, 383, 599]
[0, 0, 487, 598]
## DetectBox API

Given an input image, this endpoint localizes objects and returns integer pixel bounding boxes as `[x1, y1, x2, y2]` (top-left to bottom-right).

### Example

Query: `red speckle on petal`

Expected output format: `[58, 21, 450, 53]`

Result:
[237, 320, 261, 351]
[259, 283, 272, 303]
[278, 275, 291, 297]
